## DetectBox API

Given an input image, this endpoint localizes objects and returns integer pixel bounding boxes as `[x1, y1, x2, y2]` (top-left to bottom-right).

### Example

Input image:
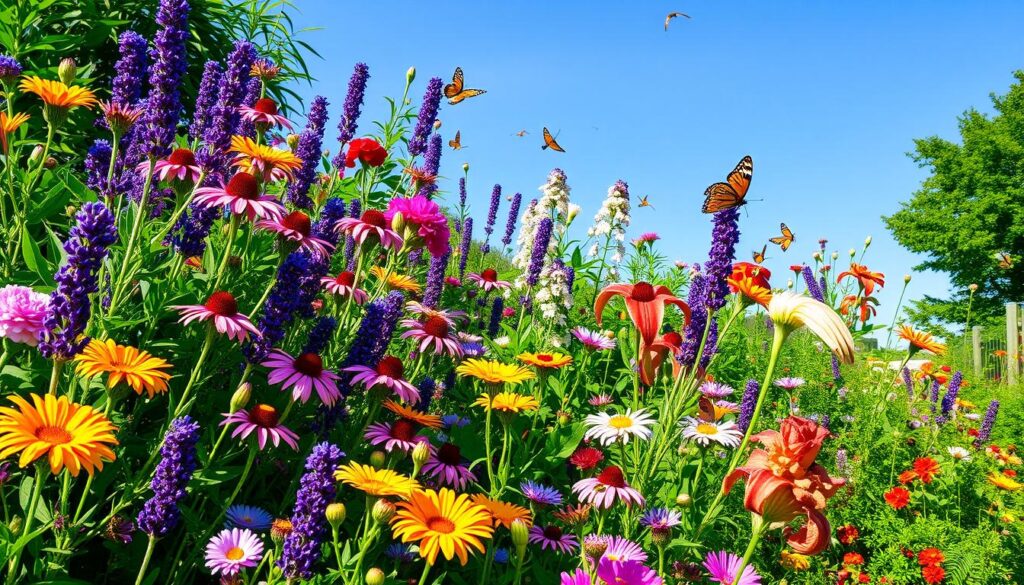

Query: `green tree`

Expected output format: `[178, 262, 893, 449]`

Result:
[885, 70, 1024, 334]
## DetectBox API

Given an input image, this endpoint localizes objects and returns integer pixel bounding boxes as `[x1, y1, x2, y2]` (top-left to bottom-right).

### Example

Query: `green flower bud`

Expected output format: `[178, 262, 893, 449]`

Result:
[286, 134, 300, 150]
[462, 163, 469, 172]
[365, 568, 386, 585]
[675, 493, 693, 508]
[230, 382, 252, 413]
[369, 451, 386, 469]
[58, 58, 77, 85]
[412, 441, 430, 474]
[406, 67, 416, 84]
[372, 499, 396, 525]
[510, 518, 529, 552]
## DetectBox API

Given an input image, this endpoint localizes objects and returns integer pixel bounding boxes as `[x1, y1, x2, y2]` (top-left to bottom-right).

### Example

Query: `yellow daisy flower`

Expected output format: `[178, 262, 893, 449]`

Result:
[988, 472, 1022, 491]
[470, 494, 533, 528]
[780, 550, 811, 571]
[335, 462, 420, 498]
[456, 358, 535, 386]
[19, 76, 97, 109]
[370, 266, 421, 293]
[473, 392, 539, 414]
[74, 339, 173, 398]
[228, 135, 302, 181]
[382, 400, 442, 429]
[517, 351, 573, 370]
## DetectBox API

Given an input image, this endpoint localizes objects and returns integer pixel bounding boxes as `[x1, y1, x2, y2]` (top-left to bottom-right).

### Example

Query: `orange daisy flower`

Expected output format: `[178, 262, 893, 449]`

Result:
[0, 111, 29, 153]
[912, 457, 940, 484]
[382, 400, 442, 429]
[470, 494, 533, 528]
[19, 76, 97, 110]
[896, 325, 946, 356]
[517, 351, 573, 370]
[228, 135, 302, 181]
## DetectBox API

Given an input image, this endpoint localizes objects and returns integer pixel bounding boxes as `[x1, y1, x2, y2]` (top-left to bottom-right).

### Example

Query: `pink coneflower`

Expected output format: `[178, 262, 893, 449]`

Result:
[220, 404, 300, 450]
[703, 550, 761, 585]
[631, 232, 660, 246]
[422, 442, 476, 489]
[698, 381, 735, 399]
[335, 209, 402, 251]
[98, 100, 144, 134]
[467, 268, 512, 293]
[0, 284, 49, 346]
[405, 301, 468, 326]
[321, 271, 368, 304]
[572, 327, 616, 351]
[171, 291, 260, 342]
[399, 315, 464, 358]
[572, 465, 644, 509]
[194, 172, 285, 222]
[239, 97, 293, 130]
[588, 393, 613, 407]
[529, 525, 579, 554]
[597, 557, 663, 585]
[262, 349, 341, 406]
[343, 355, 420, 404]
[204, 527, 264, 576]
[145, 147, 202, 183]
[364, 418, 429, 453]
[560, 569, 591, 585]
[256, 211, 334, 257]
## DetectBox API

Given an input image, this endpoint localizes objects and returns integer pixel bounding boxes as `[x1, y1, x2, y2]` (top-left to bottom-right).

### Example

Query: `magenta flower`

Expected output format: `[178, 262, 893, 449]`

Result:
[703, 550, 761, 585]
[528, 525, 579, 554]
[631, 232, 661, 247]
[239, 97, 293, 130]
[220, 404, 300, 450]
[363, 418, 429, 453]
[572, 326, 616, 351]
[384, 195, 451, 256]
[467, 268, 512, 293]
[205, 527, 264, 576]
[560, 569, 591, 585]
[146, 148, 203, 183]
[421, 442, 476, 489]
[572, 466, 644, 509]
[596, 557, 663, 585]
[320, 271, 368, 304]
[588, 393, 613, 407]
[444, 276, 462, 287]
[599, 535, 648, 563]
[343, 355, 419, 403]
[262, 349, 342, 406]
[171, 291, 260, 342]
[194, 172, 285, 222]
[0, 284, 49, 346]
[405, 301, 467, 326]
[335, 209, 403, 251]
[399, 315, 464, 358]
[256, 211, 334, 257]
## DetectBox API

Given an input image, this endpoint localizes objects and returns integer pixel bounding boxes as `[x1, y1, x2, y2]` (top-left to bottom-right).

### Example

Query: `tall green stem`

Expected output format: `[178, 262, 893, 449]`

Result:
[134, 535, 159, 585]
[211, 214, 241, 291]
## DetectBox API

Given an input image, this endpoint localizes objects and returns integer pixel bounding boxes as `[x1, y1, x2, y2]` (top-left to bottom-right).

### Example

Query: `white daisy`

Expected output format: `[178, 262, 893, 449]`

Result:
[679, 417, 743, 448]
[584, 408, 655, 445]
[947, 446, 971, 462]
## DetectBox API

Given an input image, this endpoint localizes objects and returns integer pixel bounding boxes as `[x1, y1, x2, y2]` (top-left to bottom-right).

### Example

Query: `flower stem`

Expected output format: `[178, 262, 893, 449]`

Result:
[172, 325, 216, 419]
[6, 463, 46, 582]
[134, 535, 159, 585]
[46, 359, 64, 395]
[416, 562, 432, 585]
[212, 214, 241, 291]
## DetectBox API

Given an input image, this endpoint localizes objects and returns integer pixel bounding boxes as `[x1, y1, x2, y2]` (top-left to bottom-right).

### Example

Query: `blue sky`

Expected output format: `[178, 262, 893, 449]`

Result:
[288, 0, 1024, 344]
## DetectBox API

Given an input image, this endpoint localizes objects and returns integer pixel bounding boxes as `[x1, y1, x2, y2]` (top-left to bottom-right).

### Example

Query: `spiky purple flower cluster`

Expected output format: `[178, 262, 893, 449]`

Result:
[138, 0, 190, 159]
[312, 198, 346, 247]
[481, 184, 501, 252]
[234, 77, 262, 137]
[737, 379, 759, 433]
[0, 55, 23, 83]
[189, 61, 222, 142]
[803, 266, 824, 302]
[940, 371, 963, 418]
[526, 218, 553, 286]
[417, 377, 437, 411]
[501, 193, 522, 249]
[407, 77, 443, 156]
[343, 199, 360, 271]
[287, 95, 330, 209]
[278, 442, 345, 580]
[973, 400, 999, 448]
[111, 31, 148, 107]
[243, 252, 311, 363]
[416, 134, 443, 199]
[198, 41, 255, 175]
[488, 296, 504, 337]
[458, 217, 473, 279]
[679, 270, 707, 368]
[902, 367, 914, 399]
[422, 251, 449, 309]
[168, 202, 218, 258]
[704, 208, 740, 311]
[330, 62, 369, 167]
[137, 416, 200, 537]
[302, 317, 337, 356]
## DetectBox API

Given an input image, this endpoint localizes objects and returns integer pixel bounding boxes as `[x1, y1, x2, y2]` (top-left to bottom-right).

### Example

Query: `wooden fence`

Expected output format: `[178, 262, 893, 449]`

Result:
[969, 302, 1022, 384]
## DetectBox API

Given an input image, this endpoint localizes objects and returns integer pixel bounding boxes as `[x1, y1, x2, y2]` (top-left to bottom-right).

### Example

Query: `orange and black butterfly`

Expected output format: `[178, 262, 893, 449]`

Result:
[752, 244, 766, 264]
[638, 195, 654, 209]
[444, 67, 486, 105]
[514, 129, 529, 137]
[769, 223, 794, 252]
[997, 251, 1014, 269]
[448, 130, 462, 150]
[696, 396, 717, 422]
[702, 155, 753, 214]
[542, 127, 565, 152]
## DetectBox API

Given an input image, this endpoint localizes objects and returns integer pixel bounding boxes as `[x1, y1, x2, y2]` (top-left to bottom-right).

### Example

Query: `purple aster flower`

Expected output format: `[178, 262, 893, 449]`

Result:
[0, 55, 23, 84]
[699, 381, 734, 399]
[521, 480, 563, 506]
[111, 31, 148, 107]
[189, 60, 222, 143]
[331, 62, 369, 167]
[973, 400, 999, 448]
[640, 507, 682, 531]
[416, 134, 443, 200]
[278, 442, 345, 580]
[422, 250, 449, 309]
[38, 202, 117, 360]
[802, 266, 824, 302]
[501, 192, 522, 249]
[481, 184, 501, 252]
[139, 0, 190, 159]
[243, 252, 311, 363]
[902, 367, 914, 399]
[286, 95, 330, 209]
[703, 550, 760, 585]
[458, 217, 473, 279]
[737, 379, 759, 433]
[526, 218, 553, 287]
[137, 416, 201, 537]
[528, 525, 579, 554]
[940, 371, 963, 418]
[408, 77, 443, 156]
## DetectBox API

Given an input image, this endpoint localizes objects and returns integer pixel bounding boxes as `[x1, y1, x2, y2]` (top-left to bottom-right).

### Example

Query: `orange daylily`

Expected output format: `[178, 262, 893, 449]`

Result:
[838, 263, 885, 296]
[639, 331, 683, 386]
[594, 281, 690, 346]
[728, 262, 773, 306]
[839, 294, 878, 323]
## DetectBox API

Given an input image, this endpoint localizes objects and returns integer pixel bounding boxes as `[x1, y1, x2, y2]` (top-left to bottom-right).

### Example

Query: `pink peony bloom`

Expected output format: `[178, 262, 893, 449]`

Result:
[384, 195, 451, 256]
[0, 285, 49, 346]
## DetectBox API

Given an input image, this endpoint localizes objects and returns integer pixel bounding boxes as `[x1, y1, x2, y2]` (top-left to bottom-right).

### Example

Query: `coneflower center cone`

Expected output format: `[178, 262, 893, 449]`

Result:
[280, 211, 312, 236]
[597, 465, 626, 488]
[422, 316, 450, 338]
[205, 291, 239, 316]
[167, 148, 196, 166]
[293, 353, 324, 377]
[376, 355, 404, 379]
[226, 173, 260, 200]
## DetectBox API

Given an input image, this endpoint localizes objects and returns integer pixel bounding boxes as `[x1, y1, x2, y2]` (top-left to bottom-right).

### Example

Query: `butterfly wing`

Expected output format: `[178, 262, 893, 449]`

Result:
[769, 223, 794, 251]
[542, 127, 565, 152]
[753, 244, 766, 264]
[444, 67, 464, 99]
[448, 130, 461, 149]
[997, 252, 1014, 269]
[697, 396, 716, 422]
[448, 89, 487, 105]
[702, 156, 753, 213]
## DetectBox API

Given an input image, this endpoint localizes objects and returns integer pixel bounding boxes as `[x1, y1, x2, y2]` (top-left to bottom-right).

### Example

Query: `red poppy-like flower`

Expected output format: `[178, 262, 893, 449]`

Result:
[594, 281, 690, 347]
[898, 470, 917, 484]
[967, 428, 980, 437]
[912, 457, 940, 484]
[857, 573, 870, 584]
[639, 333, 683, 386]
[917, 548, 944, 567]
[344, 137, 387, 168]
[728, 262, 772, 306]
[843, 552, 864, 566]
[884, 486, 910, 509]
[568, 446, 604, 471]
[921, 565, 945, 584]
[836, 524, 859, 545]
[1004, 469, 1018, 477]
[838, 263, 885, 295]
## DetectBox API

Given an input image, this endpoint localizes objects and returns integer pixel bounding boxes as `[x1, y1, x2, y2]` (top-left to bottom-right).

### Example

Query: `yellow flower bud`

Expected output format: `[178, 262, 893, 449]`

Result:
[365, 568, 386, 585]
[433, 119, 442, 130]
[904, 274, 912, 284]
[326, 502, 346, 528]
[675, 493, 693, 508]
[230, 382, 252, 413]
[406, 67, 416, 84]
[510, 518, 529, 552]
[462, 163, 469, 172]
[286, 134, 300, 150]
[369, 450, 386, 468]
[372, 499, 396, 525]
[58, 58, 77, 85]
[864, 235, 872, 247]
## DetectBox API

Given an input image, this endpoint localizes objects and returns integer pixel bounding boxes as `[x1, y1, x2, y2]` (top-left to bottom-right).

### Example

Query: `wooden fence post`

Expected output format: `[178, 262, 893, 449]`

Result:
[1007, 302, 1019, 386]
[972, 325, 983, 378]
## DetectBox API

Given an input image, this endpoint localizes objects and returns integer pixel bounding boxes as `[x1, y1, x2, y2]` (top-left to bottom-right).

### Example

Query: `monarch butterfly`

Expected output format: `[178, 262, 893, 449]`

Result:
[752, 244, 766, 264]
[449, 130, 462, 150]
[542, 127, 565, 152]
[769, 223, 794, 252]
[997, 251, 1014, 269]
[443, 67, 487, 105]
[638, 195, 655, 209]
[702, 156, 753, 214]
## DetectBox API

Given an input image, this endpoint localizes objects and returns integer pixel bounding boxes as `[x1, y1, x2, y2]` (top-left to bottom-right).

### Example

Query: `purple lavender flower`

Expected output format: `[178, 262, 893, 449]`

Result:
[189, 61, 222, 143]
[488, 296, 504, 337]
[168, 203, 217, 257]
[929, 379, 940, 405]
[458, 217, 473, 279]
[287, 95, 330, 209]
[501, 192, 522, 249]
[312, 198, 345, 247]
[139, 0, 190, 159]
[137, 416, 200, 537]
[704, 208, 740, 311]
[802, 266, 823, 302]
[831, 355, 842, 381]
[940, 371, 963, 418]
[198, 41, 255, 173]
[343, 199, 360, 271]
[407, 77, 443, 156]
[368, 291, 405, 363]
[234, 77, 262, 137]
[278, 442, 345, 580]
[243, 252, 311, 363]
[84, 140, 112, 193]
[302, 317, 337, 356]
[38, 203, 117, 360]
[526, 218, 553, 286]
[330, 62, 369, 167]
[737, 379, 759, 433]
[422, 251, 449, 309]
[458, 177, 468, 210]
[679, 272, 707, 367]
[481, 184, 501, 252]
[836, 448, 850, 476]
[295, 251, 330, 320]
[0, 55, 23, 84]
[111, 31, 148, 107]
[416, 134, 443, 199]
[416, 377, 436, 412]
[973, 400, 999, 448]
[902, 367, 914, 399]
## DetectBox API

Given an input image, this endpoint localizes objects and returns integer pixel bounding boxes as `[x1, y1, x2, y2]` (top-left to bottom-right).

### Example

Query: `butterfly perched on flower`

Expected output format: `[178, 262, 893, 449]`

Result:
[638, 195, 654, 209]
[702, 156, 752, 213]
[769, 223, 794, 252]
[444, 67, 486, 105]
[449, 130, 463, 150]
[753, 244, 766, 264]
[542, 127, 565, 152]
[996, 251, 1014, 269]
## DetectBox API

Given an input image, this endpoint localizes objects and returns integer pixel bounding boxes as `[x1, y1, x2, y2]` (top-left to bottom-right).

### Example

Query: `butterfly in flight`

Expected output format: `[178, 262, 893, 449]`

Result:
[702, 155, 752, 214]
[443, 67, 487, 105]
[514, 130, 529, 137]
[638, 195, 655, 209]
[752, 244, 767, 264]
[448, 130, 463, 150]
[996, 251, 1014, 269]
[542, 127, 565, 152]
[664, 11, 691, 31]
[769, 223, 794, 252]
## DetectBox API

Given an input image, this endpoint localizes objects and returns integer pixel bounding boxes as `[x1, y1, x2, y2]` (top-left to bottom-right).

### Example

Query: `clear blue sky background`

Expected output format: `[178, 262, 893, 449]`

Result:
[288, 0, 1024, 344]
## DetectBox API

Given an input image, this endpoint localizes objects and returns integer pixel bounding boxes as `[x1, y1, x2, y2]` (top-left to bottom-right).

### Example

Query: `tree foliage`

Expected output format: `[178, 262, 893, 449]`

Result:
[885, 70, 1024, 333]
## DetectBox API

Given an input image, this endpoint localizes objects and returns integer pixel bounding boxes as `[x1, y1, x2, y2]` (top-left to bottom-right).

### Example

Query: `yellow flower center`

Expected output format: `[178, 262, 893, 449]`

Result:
[225, 547, 245, 561]
[695, 423, 719, 435]
[608, 415, 633, 429]
[427, 516, 456, 534]
[36, 426, 72, 445]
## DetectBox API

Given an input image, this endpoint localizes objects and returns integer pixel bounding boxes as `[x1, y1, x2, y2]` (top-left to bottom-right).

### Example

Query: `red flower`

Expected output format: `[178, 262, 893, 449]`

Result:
[898, 470, 917, 484]
[727, 262, 773, 306]
[921, 565, 945, 584]
[843, 552, 864, 566]
[967, 428, 980, 437]
[884, 486, 910, 509]
[1003, 469, 1017, 477]
[836, 524, 859, 545]
[912, 457, 940, 484]
[594, 281, 690, 347]
[917, 548, 944, 567]
[344, 137, 387, 168]
[857, 573, 870, 584]
[840, 294, 878, 323]
[568, 446, 604, 471]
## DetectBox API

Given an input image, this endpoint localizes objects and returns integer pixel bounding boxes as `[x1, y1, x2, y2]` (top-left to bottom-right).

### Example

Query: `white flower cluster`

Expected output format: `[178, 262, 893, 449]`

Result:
[586, 181, 631, 281]
[512, 169, 574, 291]
[535, 262, 574, 332]
[511, 199, 541, 273]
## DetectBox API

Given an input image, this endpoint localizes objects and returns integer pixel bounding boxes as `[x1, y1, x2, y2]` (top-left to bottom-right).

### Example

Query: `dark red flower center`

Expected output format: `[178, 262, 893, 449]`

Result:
[250, 404, 280, 428]
[437, 443, 462, 465]
[360, 209, 387, 228]
[225, 173, 260, 200]
[293, 352, 324, 377]
[376, 355, 404, 379]
[630, 282, 656, 302]
[663, 331, 683, 347]
[334, 271, 356, 286]
[390, 418, 418, 442]
[204, 291, 239, 316]
[543, 525, 564, 540]
[537, 354, 554, 362]
[481, 268, 498, 282]
[422, 316, 450, 338]
[597, 465, 626, 488]
[280, 211, 311, 236]
[167, 148, 196, 166]
[253, 98, 279, 116]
